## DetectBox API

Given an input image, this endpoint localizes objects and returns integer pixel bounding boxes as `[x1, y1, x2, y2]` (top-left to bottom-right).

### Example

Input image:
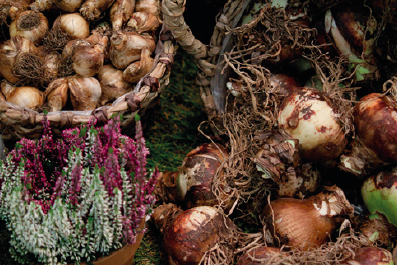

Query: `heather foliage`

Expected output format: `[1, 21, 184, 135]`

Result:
[0, 116, 158, 265]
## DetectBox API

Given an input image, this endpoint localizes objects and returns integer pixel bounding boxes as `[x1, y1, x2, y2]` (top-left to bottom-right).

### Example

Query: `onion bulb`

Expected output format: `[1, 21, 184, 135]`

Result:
[37, 46, 60, 83]
[72, 34, 108, 77]
[253, 129, 320, 198]
[109, 31, 156, 70]
[163, 206, 237, 265]
[268, 73, 300, 96]
[80, 0, 116, 21]
[9, 10, 48, 45]
[97, 64, 133, 105]
[109, 0, 135, 31]
[1, 0, 31, 22]
[126, 11, 161, 34]
[67, 75, 101, 111]
[31, 0, 84, 12]
[341, 247, 393, 265]
[324, 4, 379, 82]
[151, 203, 183, 233]
[44, 77, 68, 112]
[236, 247, 282, 265]
[52, 13, 90, 40]
[0, 36, 38, 84]
[135, 0, 160, 17]
[278, 87, 347, 162]
[361, 165, 397, 227]
[1, 81, 44, 110]
[154, 171, 179, 204]
[176, 143, 233, 211]
[359, 213, 394, 247]
[122, 48, 154, 83]
[262, 186, 353, 251]
[340, 93, 397, 176]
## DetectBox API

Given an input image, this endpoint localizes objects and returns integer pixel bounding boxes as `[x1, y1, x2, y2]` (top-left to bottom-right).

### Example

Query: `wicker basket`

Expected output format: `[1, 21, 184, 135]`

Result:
[0, 26, 176, 141]
[162, 0, 247, 132]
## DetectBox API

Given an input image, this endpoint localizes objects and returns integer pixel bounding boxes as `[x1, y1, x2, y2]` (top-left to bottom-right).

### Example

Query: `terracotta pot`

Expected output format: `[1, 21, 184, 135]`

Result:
[71, 218, 146, 265]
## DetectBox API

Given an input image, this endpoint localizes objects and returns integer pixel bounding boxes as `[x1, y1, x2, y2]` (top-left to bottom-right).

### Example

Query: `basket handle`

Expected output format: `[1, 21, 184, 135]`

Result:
[162, 0, 249, 119]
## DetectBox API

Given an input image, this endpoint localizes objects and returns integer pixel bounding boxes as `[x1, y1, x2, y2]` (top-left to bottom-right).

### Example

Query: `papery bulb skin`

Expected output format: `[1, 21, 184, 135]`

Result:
[9, 10, 48, 45]
[54, 0, 84, 12]
[122, 48, 154, 83]
[269, 72, 300, 96]
[126, 11, 161, 33]
[359, 213, 394, 247]
[31, 0, 84, 12]
[324, 4, 379, 82]
[341, 247, 394, 265]
[3, 0, 32, 22]
[361, 165, 397, 227]
[67, 75, 101, 110]
[72, 35, 107, 77]
[44, 77, 68, 112]
[341, 93, 397, 176]
[1, 82, 44, 110]
[236, 247, 281, 265]
[53, 13, 90, 40]
[154, 171, 179, 204]
[98, 64, 132, 105]
[163, 206, 236, 265]
[0, 36, 38, 84]
[135, 0, 160, 17]
[1, 81, 16, 99]
[176, 143, 233, 211]
[278, 87, 347, 162]
[80, 0, 116, 21]
[38, 46, 60, 84]
[253, 129, 320, 199]
[354, 93, 397, 163]
[151, 203, 183, 234]
[262, 186, 353, 251]
[110, 31, 156, 70]
[110, 0, 135, 31]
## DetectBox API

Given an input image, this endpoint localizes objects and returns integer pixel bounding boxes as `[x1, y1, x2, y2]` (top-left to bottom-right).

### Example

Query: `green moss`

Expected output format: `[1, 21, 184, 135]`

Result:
[135, 49, 209, 264]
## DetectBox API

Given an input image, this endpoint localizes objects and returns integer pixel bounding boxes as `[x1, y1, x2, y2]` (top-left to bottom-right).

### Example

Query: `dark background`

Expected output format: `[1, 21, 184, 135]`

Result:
[183, 0, 228, 44]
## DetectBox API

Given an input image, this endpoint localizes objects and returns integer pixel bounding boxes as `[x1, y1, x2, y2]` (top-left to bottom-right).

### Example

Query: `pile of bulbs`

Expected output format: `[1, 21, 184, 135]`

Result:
[152, 0, 397, 264]
[0, 0, 161, 112]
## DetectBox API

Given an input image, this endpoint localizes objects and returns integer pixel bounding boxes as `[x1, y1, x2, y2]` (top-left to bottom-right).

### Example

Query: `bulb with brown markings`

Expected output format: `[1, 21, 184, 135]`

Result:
[163, 206, 237, 265]
[176, 143, 233, 211]
[98, 64, 133, 105]
[262, 185, 353, 251]
[122, 48, 154, 83]
[68, 75, 101, 111]
[278, 87, 347, 162]
[109, 31, 156, 70]
[340, 93, 397, 177]
[44, 77, 69, 112]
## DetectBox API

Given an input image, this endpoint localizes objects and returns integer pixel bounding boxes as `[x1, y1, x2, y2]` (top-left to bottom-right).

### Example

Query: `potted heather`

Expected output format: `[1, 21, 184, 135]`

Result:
[0, 115, 158, 265]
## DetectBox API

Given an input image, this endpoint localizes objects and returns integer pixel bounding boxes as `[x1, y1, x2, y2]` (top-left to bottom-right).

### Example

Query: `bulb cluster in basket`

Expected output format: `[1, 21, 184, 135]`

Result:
[0, 0, 161, 112]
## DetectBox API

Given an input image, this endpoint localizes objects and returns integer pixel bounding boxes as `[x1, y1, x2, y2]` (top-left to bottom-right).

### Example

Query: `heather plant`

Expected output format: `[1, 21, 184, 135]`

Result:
[0, 115, 158, 265]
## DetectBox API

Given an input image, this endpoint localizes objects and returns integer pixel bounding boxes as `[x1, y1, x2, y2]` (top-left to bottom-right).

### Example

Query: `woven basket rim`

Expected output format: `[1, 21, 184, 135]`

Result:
[0, 25, 176, 140]
[162, 0, 247, 123]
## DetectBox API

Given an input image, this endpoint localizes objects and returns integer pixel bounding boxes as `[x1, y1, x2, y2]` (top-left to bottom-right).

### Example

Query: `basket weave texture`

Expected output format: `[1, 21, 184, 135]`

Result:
[162, 0, 246, 126]
[0, 28, 176, 141]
